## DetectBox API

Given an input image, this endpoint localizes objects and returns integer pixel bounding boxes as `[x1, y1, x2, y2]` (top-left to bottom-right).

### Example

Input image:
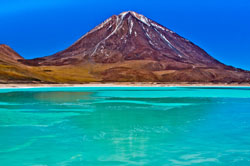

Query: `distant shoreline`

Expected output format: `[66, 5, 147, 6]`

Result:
[0, 83, 250, 89]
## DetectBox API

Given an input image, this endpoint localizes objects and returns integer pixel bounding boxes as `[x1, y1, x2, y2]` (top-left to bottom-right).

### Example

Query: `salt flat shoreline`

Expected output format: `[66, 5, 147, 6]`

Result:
[0, 83, 250, 89]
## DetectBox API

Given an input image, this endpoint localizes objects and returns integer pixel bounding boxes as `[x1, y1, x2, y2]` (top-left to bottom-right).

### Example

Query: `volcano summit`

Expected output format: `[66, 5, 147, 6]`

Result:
[2, 11, 250, 83]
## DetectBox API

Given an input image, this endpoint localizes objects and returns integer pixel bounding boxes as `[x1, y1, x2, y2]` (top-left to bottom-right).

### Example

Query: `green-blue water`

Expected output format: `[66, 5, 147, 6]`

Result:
[0, 87, 250, 166]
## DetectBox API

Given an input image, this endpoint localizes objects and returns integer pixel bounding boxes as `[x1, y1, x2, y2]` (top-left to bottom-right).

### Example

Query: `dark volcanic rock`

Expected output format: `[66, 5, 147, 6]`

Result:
[23, 11, 224, 68]
[19, 11, 250, 83]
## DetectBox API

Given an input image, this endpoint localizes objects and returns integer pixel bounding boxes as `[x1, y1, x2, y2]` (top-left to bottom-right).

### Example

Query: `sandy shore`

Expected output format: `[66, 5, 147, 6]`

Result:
[0, 82, 250, 89]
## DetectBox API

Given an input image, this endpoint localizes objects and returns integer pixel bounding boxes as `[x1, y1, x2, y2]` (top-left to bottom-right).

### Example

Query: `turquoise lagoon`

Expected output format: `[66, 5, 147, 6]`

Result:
[0, 87, 250, 166]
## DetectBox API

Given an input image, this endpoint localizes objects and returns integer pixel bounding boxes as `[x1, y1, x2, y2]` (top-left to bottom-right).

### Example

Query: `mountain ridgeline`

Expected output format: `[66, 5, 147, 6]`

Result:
[1, 11, 250, 83]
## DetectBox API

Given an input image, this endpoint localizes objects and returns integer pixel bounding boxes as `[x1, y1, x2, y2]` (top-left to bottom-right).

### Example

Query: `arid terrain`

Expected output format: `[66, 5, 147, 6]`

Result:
[1, 11, 250, 84]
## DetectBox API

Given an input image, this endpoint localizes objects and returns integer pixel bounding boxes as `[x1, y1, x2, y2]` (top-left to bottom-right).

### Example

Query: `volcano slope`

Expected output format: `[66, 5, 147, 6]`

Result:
[7, 11, 250, 83]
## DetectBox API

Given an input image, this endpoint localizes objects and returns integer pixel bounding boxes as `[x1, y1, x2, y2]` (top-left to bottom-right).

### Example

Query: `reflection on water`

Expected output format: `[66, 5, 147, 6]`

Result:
[0, 87, 250, 166]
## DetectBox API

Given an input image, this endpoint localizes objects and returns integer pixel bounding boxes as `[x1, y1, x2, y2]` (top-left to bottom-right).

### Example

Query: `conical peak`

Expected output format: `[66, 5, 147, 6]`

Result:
[24, 10, 233, 74]
[119, 11, 141, 17]
[118, 11, 151, 26]
[119, 11, 136, 16]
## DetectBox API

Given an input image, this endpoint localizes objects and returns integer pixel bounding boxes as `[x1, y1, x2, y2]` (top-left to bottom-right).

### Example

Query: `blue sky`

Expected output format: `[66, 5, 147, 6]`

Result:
[0, 0, 249, 70]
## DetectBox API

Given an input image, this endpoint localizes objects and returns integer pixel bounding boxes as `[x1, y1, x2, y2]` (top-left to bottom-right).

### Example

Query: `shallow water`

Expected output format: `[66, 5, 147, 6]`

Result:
[0, 87, 250, 166]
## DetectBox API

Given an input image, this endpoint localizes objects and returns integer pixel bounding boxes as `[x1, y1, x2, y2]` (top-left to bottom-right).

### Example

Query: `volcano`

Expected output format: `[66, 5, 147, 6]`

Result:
[7, 11, 250, 83]
[24, 11, 224, 67]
